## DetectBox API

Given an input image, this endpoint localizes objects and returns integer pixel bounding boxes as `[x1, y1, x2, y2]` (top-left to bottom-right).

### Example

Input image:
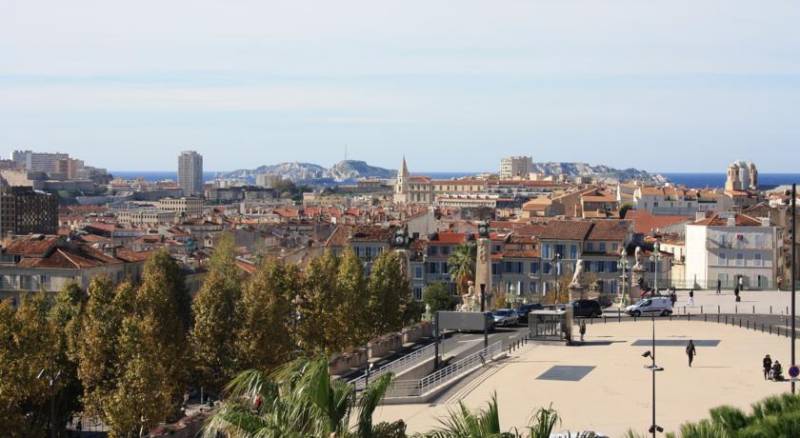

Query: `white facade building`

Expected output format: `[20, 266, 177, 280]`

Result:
[685, 213, 777, 289]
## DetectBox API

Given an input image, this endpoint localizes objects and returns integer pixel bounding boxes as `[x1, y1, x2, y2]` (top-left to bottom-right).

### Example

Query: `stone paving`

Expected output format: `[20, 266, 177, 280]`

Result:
[373, 319, 795, 436]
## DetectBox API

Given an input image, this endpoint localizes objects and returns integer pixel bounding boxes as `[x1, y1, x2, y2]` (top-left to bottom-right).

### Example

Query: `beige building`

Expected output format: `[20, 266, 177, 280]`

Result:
[500, 156, 533, 179]
[158, 197, 204, 219]
[178, 150, 204, 197]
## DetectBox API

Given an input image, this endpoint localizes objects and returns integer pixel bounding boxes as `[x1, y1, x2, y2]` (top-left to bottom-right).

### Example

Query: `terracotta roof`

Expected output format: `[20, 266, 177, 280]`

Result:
[17, 245, 122, 269]
[693, 213, 763, 227]
[350, 226, 394, 242]
[115, 248, 153, 263]
[586, 220, 631, 241]
[624, 210, 691, 235]
[3, 235, 61, 257]
[538, 221, 594, 241]
[429, 231, 468, 245]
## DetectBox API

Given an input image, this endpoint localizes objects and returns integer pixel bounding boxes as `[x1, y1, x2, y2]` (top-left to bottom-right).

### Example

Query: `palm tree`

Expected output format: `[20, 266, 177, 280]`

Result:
[419, 393, 559, 438]
[448, 243, 476, 296]
[202, 356, 398, 438]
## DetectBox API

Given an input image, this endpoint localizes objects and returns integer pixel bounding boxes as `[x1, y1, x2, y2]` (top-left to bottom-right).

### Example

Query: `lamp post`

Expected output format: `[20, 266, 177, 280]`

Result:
[37, 368, 61, 438]
[792, 183, 797, 394]
[646, 240, 663, 437]
[553, 253, 562, 303]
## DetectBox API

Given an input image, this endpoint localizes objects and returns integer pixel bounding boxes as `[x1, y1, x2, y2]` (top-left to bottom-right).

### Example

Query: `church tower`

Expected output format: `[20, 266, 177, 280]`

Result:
[394, 156, 410, 204]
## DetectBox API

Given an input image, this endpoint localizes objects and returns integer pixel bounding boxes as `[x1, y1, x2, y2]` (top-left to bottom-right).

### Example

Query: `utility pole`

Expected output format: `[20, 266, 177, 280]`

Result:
[792, 184, 797, 394]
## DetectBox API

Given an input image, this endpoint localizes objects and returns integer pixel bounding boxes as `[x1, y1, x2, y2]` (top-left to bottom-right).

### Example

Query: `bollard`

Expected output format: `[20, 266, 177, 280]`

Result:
[704, 314, 708, 322]
[752, 305, 755, 314]
[717, 313, 720, 323]
[604, 316, 607, 324]
[739, 318, 742, 328]
[718, 305, 720, 315]
[701, 305, 704, 314]
[770, 325, 772, 335]
[735, 305, 738, 314]
[770, 305, 773, 314]
[688, 313, 691, 321]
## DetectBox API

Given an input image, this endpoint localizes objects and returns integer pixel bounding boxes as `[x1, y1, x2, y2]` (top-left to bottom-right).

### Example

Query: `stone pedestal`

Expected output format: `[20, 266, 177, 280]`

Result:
[569, 285, 586, 301]
[475, 237, 492, 309]
[630, 267, 645, 302]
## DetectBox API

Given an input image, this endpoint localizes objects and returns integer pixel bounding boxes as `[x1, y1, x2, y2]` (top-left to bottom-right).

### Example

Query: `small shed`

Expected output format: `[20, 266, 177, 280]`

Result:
[528, 309, 573, 342]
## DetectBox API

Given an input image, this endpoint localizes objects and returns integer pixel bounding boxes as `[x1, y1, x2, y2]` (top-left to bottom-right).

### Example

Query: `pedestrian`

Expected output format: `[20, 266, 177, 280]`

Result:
[579, 319, 586, 342]
[717, 279, 722, 295]
[735, 286, 741, 302]
[686, 340, 697, 367]
[773, 360, 784, 381]
[670, 291, 677, 307]
[688, 289, 695, 306]
[763, 354, 773, 380]
[738, 275, 744, 291]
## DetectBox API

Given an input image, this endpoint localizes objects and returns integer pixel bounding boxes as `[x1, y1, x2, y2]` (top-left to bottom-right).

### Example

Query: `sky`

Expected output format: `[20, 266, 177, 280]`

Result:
[2, 0, 799, 173]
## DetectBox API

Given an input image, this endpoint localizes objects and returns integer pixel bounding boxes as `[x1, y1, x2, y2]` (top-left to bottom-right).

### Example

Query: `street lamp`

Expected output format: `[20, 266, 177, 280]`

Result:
[553, 253, 562, 303]
[645, 240, 663, 437]
[37, 368, 61, 438]
[650, 241, 661, 295]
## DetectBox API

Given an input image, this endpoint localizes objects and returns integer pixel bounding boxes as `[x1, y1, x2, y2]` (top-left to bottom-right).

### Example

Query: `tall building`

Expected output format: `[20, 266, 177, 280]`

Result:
[11, 150, 69, 173]
[0, 185, 58, 237]
[178, 151, 203, 197]
[500, 156, 533, 179]
[725, 160, 758, 192]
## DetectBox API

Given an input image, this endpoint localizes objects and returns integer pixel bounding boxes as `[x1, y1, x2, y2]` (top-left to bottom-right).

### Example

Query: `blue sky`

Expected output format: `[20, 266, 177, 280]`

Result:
[2, 0, 799, 173]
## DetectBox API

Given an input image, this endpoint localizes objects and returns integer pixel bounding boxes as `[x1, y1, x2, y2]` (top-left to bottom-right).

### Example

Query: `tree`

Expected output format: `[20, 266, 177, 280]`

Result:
[297, 250, 340, 353]
[448, 243, 476, 295]
[335, 248, 370, 349]
[191, 233, 243, 393]
[134, 249, 192, 413]
[47, 282, 86, 433]
[366, 251, 412, 337]
[0, 298, 27, 434]
[77, 277, 127, 423]
[235, 258, 298, 373]
[202, 357, 399, 438]
[423, 283, 456, 314]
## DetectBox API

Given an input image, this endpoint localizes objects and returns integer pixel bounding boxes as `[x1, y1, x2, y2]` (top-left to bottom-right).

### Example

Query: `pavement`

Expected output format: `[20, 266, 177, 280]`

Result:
[373, 319, 795, 437]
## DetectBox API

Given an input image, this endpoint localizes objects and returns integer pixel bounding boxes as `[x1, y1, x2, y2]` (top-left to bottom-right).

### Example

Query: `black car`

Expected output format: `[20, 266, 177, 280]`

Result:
[516, 303, 544, 323]
[571, 299, 602, 318]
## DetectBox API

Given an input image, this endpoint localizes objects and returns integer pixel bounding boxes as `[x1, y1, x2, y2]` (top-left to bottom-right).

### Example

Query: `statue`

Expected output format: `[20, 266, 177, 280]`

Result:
[569, 259, 585, 290]
[459, 281, 479, 312]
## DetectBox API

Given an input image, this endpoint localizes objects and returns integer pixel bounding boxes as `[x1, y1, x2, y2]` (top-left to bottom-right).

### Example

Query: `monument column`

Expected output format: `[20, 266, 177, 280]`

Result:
[475, 221, 492, 311]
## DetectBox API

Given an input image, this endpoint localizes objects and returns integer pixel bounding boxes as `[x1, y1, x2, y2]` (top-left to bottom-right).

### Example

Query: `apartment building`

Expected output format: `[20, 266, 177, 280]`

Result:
[499, 156, 533, 179]
[158, 197, 204, 219]
[0, 185, 58, 237]
[178, 151, 204, 197]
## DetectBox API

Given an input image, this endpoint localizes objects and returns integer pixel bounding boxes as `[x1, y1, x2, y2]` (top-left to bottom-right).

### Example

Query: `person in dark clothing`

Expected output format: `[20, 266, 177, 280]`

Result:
[772, 361, 784, 381]
[686, 340, 697, 367]
[688, 289, 695, 306]
[670, 291, 677, 306]
[763, 354, 773, 380]
[717, 279, 722, 295]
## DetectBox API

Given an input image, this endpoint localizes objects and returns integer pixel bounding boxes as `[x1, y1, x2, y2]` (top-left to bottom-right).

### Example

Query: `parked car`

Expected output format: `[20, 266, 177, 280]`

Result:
[516, 303, 544, 323]
[625, 297, 673, 317]
[571, 300, 603, 318]
[491, 308, 520, 327]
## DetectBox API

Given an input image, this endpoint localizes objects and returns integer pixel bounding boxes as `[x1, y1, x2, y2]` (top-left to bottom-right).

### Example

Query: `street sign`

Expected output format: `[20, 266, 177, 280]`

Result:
[789, 366, 800, 379]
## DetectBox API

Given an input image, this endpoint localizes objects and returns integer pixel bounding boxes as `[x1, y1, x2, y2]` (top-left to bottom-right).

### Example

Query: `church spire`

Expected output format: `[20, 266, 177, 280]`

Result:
[400, 155, 409, 177]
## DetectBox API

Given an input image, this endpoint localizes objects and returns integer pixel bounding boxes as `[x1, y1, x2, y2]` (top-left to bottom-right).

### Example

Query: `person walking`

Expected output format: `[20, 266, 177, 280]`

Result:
[686, 340, 697, 367]
[716, 279, 722, 295]
[738, 275, 744, 292]
[579, 320, 586, 342]
[688, 289, 695, 306]
[670, 291, 677, 307]
[763, 354, 773, 380]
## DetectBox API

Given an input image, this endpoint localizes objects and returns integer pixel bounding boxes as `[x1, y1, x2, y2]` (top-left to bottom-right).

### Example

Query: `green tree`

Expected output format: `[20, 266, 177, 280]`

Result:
[366, 251, 412, 337]
[47, 282, 86, 432]
[0, 298, 27, 434]
[134, 249, 192, 412]
[77, 277, 126, 423]
[202, 357, 399, 438]
[191, 233, 243, 393]
[298, 250, 340, 353]
[423, 283, 456, 314]
[235, 258, 298, 373]
[335, 248, 370, 349]
[448, 243, 476, 296]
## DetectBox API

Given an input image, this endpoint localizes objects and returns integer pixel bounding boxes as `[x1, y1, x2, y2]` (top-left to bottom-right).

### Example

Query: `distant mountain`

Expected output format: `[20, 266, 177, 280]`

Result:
[221, 160, 395, 183]
[530, 162, 666, 184]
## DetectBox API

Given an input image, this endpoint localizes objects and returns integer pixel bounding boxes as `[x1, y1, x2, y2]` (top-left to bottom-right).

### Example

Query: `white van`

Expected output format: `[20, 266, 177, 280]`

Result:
[625, 297, 673, 317]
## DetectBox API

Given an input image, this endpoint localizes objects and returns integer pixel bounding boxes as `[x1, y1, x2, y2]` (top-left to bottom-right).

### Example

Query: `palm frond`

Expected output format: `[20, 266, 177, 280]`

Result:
[357, 373, 394, 438]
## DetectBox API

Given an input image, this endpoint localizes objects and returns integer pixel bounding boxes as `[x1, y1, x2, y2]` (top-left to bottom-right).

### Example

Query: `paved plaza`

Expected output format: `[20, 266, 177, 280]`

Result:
[374, 319, 795, 436]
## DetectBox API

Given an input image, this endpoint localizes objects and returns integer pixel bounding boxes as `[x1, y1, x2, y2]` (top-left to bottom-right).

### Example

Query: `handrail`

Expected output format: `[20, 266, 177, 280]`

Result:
[385, 341, 503, 398]
[351, 343, 436, 390]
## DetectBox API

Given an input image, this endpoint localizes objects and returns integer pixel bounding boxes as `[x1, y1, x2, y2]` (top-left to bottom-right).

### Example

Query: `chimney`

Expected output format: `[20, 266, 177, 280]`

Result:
[727, 216, 736, 227]
[760, 217, 770, 227]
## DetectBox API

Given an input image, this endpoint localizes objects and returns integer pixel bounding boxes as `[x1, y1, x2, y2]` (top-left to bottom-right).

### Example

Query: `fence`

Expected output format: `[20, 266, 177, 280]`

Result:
[350, 343, 436, 390]
[582, 309, 800, 339]
[385, 341, 502, 398]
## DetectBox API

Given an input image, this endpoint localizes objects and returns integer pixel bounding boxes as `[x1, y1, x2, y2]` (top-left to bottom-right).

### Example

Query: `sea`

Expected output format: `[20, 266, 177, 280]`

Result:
[110, 171, 800, 190]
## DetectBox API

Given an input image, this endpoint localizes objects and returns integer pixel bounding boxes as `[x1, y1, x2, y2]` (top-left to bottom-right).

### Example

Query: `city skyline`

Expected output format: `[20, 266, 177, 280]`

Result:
[3, 1, 799, 172]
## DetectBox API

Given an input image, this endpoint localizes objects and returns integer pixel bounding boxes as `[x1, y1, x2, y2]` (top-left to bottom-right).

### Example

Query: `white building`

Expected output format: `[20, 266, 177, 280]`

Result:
[685, 213, 777, 289]
[500, 156, 533, 179]
[178, 151, 204, 197]
[158, 197, 204, 220]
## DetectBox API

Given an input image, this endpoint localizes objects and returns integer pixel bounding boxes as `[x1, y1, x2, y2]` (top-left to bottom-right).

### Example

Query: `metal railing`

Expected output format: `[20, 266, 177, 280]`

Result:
[385, 341, 502, 398]
[351, 343, 436, 390]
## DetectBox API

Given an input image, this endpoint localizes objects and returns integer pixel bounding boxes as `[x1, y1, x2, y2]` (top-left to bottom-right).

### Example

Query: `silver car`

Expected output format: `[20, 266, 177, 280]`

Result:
[625, 297, 673, 317]
[492, 308, 519, 327]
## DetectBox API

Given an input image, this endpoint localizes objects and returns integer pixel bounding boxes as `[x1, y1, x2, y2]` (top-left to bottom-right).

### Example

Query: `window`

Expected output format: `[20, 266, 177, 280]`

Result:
[542, 244, 551, 259]
[428, 262, 438, 274]
[649, 261, 656, 272]
[555, 244, 565, 258]
[737, 253, 744, 266]
[611, 243, 618, 252]
[584, 260, 592, 273]
[586, 242, 594, 252]
[414, 266, 423, 279]
[596, 261, 605, 272]
[599, 242, 606, 253]
[494, 245, 502, 252]
[530, 282, 538, 293]
[530, 262, 539, 274]
[442, 246, 450, 256]
[754, 253, 763, 267]
[543, 262, 552, 274]
[570, 245, 578, 259]
[441, 262, 449, 273]
[429, 246, 438, 256]
[719, 252, 727, 265]
[492, 263, 500, 275]
[608, 261, 617, 272]
[414, 287, 423, 300]
[365, 247, 372, 259]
